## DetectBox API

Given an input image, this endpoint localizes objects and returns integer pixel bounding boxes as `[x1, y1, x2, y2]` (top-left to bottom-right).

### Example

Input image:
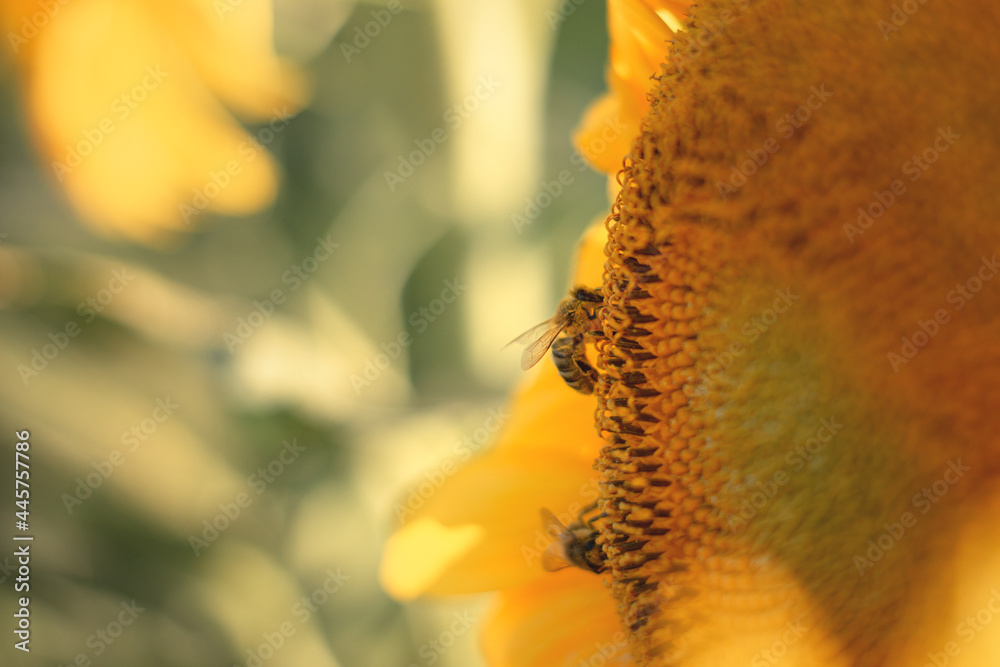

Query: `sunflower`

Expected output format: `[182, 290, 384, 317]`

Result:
[383, 0, 1000, 665]
[1, 0, 306, 243]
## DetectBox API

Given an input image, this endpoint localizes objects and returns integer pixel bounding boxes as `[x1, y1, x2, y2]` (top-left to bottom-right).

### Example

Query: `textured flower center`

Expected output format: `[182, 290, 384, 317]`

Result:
[596, 200, 734, 663]
[589, 0, 1000, 662]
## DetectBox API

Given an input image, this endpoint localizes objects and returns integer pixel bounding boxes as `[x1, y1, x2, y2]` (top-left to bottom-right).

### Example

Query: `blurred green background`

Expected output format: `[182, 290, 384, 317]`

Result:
[0, 0, 612, 665]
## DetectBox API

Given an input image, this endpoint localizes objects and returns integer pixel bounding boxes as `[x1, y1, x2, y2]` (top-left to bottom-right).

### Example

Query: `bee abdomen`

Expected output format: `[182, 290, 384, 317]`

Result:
[552, 335, 598, 395]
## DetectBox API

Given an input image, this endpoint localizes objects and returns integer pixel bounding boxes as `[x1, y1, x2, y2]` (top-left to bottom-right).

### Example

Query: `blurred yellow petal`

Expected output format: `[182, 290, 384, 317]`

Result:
[147, 0, 307, 117]
[381, 444, 600, 597]
[497, 362, 602, 463]
[607, 0, 679, 101]
[482, 569, 631, 667]
[2, 0, 305, 243]
[574, 0, 689, 173]
[572, 218, 610, 287]
[574, 90, 635, 175]
[381, 518, 485, 600]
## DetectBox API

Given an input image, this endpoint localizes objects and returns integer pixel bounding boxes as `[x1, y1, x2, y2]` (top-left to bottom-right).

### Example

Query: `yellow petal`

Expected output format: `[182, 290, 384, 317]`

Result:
[574, 90, 636, 174]
[571, 219, 608, 287]
[574, 0, 689, 173]
[481, 568, 632, 667]
[380, 518, 485, 600]
[495, 362, 604, 463]
[4, 0, 305, 243]
[607, 0, 679, 96]
[146, 0, 307, 117]
[381, 446, 600, 597]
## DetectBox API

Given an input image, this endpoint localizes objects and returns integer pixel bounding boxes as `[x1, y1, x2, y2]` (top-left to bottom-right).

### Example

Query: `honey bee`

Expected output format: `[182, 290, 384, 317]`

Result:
[509, 286, 603, 394]
[540, 506, 607, 574]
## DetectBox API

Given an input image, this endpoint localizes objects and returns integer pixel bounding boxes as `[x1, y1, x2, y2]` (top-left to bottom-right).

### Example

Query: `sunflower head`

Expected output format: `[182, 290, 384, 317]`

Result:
[593, 0, 1000, 664]
[384, 0, 1000, 665]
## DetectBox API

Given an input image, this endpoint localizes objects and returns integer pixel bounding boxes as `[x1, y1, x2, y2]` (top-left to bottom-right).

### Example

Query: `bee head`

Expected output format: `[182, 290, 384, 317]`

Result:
[565, 535, 604, 573]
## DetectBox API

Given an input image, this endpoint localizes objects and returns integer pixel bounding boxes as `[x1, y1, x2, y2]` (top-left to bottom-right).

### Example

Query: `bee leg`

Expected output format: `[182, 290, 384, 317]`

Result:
[570, 339, 599, 394]
[578, 503, 608, 532]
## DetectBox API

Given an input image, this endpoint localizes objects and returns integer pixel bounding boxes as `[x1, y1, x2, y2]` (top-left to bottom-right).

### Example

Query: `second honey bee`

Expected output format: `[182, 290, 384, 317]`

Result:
[509, 286, 603, 395]
[540, 506, 607, 574]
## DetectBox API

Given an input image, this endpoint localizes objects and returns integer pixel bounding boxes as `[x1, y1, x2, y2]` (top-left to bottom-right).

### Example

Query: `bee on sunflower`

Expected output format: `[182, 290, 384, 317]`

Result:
[383, 1, 1000, 665]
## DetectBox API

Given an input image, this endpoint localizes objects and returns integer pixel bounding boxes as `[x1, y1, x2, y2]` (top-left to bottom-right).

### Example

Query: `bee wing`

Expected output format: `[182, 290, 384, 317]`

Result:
[505, 317, 555, 348]
[540, 508, 573, 572]
[519, 323, 565, 370]
[540, 507, 568, 535]
[541, 544, 572, 572]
